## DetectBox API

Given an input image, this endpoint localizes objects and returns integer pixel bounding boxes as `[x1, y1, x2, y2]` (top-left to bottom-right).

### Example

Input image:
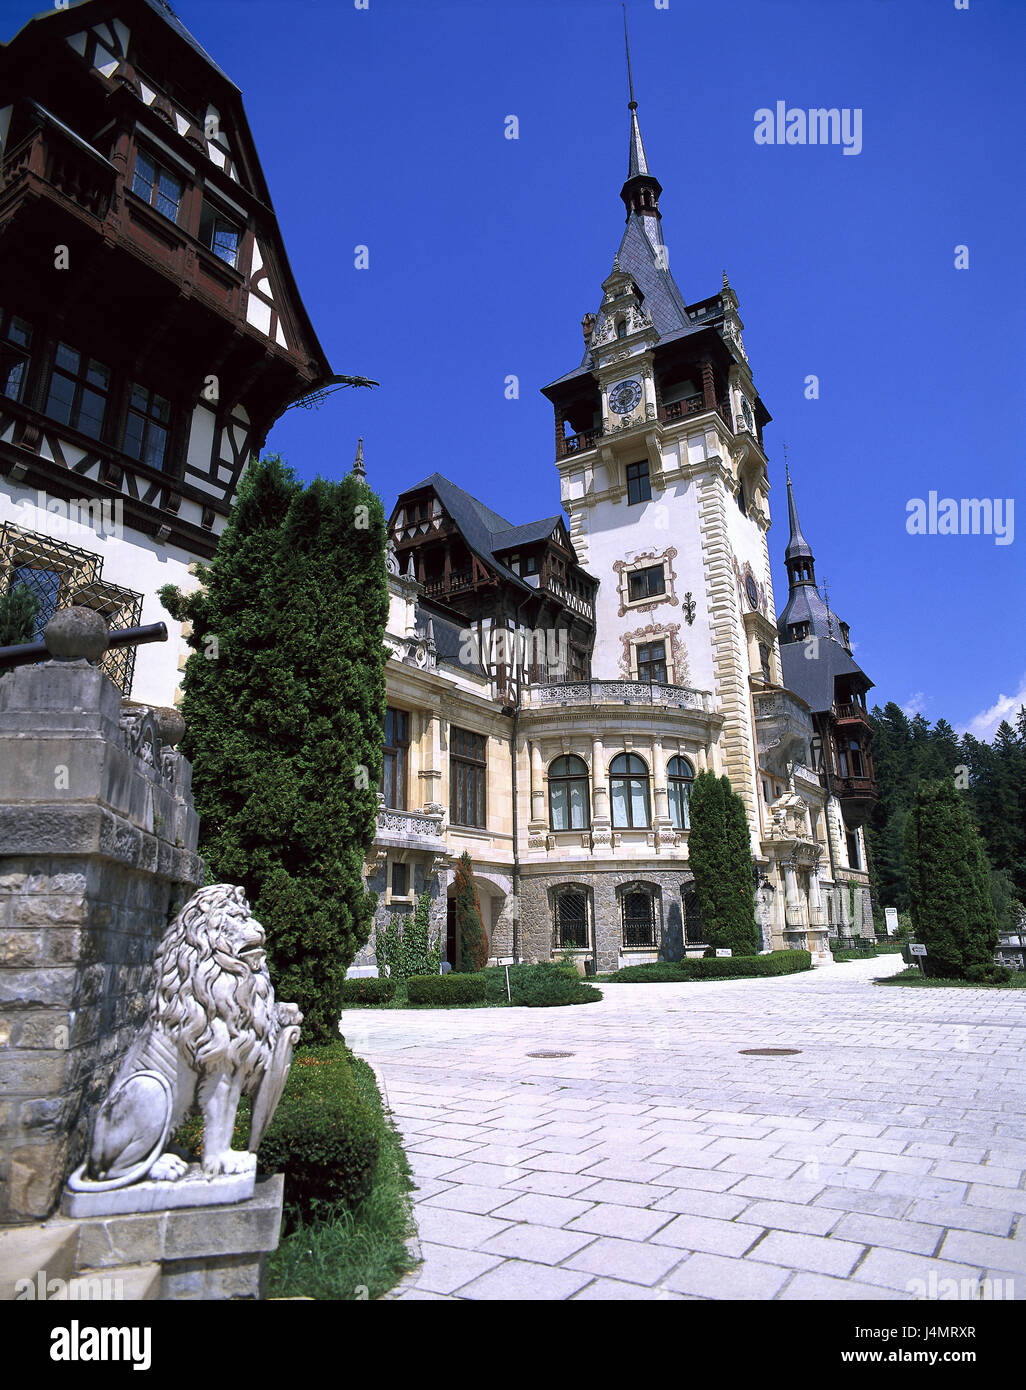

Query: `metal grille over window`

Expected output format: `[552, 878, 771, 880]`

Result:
[622, 889, 656, 948]
[556, 889, 588, 949]
[0, 524, 143, 695]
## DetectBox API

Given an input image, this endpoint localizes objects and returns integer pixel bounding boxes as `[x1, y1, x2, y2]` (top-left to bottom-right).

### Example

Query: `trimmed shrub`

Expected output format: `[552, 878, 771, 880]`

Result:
[406, 973, 487, 1005]
[340, 976, 397, 1004]
[258, 1046, 380, 1224]
[964, 963, 1013, 986]
[172, 1044, 379, 1227]
[610, 950, 811, 983]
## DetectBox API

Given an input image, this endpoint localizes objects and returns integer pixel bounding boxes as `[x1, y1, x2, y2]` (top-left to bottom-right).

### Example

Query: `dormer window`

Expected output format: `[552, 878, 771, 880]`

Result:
[789, 622, 811, 642]
[616, 319, 627, 339]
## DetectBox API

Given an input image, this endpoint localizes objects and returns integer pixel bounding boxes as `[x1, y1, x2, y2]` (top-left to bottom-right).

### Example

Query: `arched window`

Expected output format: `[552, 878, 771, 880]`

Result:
[610, 753, 650, 828]
[554, 887, 589, 949]
[667, 756, 695, 830]
[549, 755, 590, 830]
[621, 884, 658, 948]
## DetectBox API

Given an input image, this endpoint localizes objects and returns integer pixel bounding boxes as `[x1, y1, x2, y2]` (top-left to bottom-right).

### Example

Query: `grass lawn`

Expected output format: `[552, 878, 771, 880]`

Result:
[267, 1053, 418, 1300]
[876, 967, 1026, 989]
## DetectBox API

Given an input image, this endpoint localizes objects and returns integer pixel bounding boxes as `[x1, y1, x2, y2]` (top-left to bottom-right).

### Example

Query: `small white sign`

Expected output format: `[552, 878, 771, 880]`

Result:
[884, 907, 898, 936]
[497, 957, 514, 966]
[715, 949, 732, 958]
[909, 943, 927, 957]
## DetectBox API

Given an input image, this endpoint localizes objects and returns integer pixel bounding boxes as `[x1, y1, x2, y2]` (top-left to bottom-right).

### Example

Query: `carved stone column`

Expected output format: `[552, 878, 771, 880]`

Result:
[784, 862, 802, 928]
[591, 735, 611, 850]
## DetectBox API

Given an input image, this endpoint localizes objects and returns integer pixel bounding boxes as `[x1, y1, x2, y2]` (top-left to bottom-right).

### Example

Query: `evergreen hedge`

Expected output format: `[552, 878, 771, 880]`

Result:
[159, 456, 388, 1042]
[610, 950, 811, 982]
[687, 771, 759, 955]
[904, 779, 998, 979]
[340, 977, 397, 1005]
[406, 974, 487, 1005]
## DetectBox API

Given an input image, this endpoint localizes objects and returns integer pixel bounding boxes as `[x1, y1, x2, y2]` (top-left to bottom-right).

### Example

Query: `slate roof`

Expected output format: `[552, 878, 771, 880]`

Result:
[396, 473, 589, 590]
[780, 638, 873, 717]
[141, 0, 234, 85]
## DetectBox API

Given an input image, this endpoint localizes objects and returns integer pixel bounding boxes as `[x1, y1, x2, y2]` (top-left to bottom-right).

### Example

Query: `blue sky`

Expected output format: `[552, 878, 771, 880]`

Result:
[5, 0, 1024, 737]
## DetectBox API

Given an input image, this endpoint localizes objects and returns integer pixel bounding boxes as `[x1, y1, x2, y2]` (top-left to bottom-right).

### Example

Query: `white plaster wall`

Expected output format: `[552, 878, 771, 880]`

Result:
[1, 482, 201, 708]
[583, 474, 716, 693]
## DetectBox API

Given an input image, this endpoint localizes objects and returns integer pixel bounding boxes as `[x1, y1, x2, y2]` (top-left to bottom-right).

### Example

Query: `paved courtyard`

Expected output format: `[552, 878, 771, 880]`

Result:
[344, 957, 1026, 1301]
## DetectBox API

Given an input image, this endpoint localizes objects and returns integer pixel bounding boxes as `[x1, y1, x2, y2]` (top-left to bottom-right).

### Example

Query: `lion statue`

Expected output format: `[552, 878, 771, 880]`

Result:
[72, 884, 302, 1190]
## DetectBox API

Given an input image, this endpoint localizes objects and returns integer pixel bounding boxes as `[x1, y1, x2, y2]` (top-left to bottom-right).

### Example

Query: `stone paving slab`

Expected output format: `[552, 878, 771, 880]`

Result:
[362, 957, 1026, 1301]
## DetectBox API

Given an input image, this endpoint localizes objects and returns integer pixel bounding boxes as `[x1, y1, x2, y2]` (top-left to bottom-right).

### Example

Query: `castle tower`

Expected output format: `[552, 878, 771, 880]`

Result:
[540, 35, 778, 837]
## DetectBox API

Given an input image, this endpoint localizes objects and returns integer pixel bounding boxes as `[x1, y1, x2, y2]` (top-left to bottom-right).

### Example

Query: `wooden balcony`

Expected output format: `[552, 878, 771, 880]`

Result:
[834, 774, 878, 828]
[0, 123, 116, 227]
[558, 426, 603, 459]
[833, 702, 872, 725]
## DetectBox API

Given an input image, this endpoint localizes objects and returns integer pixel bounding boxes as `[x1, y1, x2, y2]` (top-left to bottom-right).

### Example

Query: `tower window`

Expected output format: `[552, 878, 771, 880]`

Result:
[131, 149, 183, 223]
[626, 459, 651, 505]
[789, 622, 811, 642]
[759, 642, 772, 682]
[610, 753, 651, 828]
[616, 319, 627, 340]
[627, 565, 666, 603]
[636, 641, 667, 684]
[667, 756, 695, 830]
[548, 755, 590, 831]
[199, 202, 242, 268]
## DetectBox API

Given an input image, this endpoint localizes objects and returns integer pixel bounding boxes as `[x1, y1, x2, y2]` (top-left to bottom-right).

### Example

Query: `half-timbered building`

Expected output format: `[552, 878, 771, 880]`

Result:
[0, 0, 333, 702]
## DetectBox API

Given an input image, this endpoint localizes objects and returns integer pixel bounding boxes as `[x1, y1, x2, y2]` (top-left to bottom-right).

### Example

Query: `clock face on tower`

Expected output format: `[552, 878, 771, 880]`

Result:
[745, 574, 760, 610]
[608, 378, 643, 417]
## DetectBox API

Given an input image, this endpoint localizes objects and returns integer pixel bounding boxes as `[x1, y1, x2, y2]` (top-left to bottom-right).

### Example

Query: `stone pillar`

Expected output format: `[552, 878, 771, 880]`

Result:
[530, 741, 545, 824]
[590, 737, 611, 852]
[0, 661, 203, 1224]
[783, 862, 802, 928]
[808, 866, 825, 926]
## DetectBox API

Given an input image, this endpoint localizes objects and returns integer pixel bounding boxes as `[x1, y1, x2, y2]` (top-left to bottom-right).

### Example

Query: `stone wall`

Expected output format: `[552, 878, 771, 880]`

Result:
[520, 866, 695, 974]
[0, 660, 203, 1224]
[350, 858, 448, 974]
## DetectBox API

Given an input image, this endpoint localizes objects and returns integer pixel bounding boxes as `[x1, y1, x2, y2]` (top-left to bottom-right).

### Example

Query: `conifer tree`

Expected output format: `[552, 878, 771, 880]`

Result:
[0, 581, 40, 649]
[688, 771, 759, 955]
[159, 455, 388, 1040]
[903, 779, 998, 978]
[453, 851, 488, 972]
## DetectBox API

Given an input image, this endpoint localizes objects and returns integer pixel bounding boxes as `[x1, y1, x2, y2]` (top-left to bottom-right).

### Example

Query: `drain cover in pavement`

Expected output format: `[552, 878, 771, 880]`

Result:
[527, 1050, 575, 1058]
[739, 1047, 802, 1056]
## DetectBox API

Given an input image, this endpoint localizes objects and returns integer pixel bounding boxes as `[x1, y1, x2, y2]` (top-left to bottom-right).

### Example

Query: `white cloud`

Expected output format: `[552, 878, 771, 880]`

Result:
[962, 673, 1026, 741]
[902, 691, 928, 717]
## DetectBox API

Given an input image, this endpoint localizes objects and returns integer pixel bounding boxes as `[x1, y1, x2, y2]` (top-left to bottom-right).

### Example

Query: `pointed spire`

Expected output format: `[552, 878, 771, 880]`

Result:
[784, 466, 815, 564]
[352, 436, 365, 480]
[619, 6, 662, 222]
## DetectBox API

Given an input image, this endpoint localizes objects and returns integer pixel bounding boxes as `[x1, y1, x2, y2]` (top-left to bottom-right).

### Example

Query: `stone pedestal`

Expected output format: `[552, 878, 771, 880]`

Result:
[46, 1174, 284, 1300]
[0, 662, 203, 1224]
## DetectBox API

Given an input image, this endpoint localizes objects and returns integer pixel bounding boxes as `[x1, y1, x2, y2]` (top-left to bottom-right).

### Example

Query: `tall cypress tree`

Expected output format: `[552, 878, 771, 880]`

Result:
[453, 851, 488, 972]
[903, 779, 998, 978]
[159, 455, 388, 1041]
[688, 771, 758, 955]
